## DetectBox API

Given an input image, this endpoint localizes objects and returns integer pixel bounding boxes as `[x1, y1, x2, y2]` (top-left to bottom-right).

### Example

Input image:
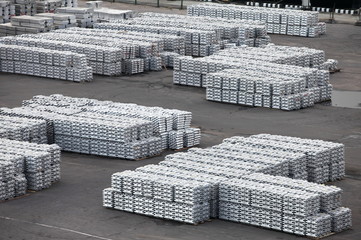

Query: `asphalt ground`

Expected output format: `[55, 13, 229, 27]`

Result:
[0, 6, 360, 240]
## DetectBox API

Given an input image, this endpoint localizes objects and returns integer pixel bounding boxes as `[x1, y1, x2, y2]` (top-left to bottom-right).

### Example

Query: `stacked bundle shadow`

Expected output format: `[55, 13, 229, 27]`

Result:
[0, 138, 61, 200]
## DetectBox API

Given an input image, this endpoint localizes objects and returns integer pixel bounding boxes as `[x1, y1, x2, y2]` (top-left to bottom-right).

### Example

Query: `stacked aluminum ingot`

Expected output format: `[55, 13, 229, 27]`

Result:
[0, 34, 124, 76]
[35, 12, 76, 29]
[0, 115, 47, 143]
[60, 0, 77, 8]
[0, 44, 92, 82]
[103, 170, 212, 224]
[35, 0, 62, 13]
[0, 1, 15, 24]
[174, 44, 334, 110]
[94, 11, 269, 57]
[11, 0, 36, 16]
[0, 94, 200, 159]
[103, 135, 351, 235]
[219, 176, 339, 237]
[0, 137, 61, 197]
[249, 134, 345, 182]
[0, 14, 54, 36]
[56, 7, 93, 28]
[188, 3, 324, 37]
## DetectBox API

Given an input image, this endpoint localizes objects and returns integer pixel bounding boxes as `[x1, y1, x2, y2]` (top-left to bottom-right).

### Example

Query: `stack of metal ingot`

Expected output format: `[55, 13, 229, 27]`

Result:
[219, 173, 351, 237]
[0, 44, 92, 82]
[0, 115, 47, 143]
[0, 94, 201, 159]
[35, 0, 62, 13]
[225, 134, 345, 183]
[103, 134, 351, 235]
[56, 7, 93, 28]
[94, 12, 270, 57]
[0, 1, 15, 23]
[188, 3, 325, 37]
[174, 44, 334, 110]
[35, 12, 76, 29]
[60, 0, 76, 8]
[103, 170, 212, 224]
[11, 0, 36, 16]
[0, 137, 61, 201]
[0, 15, 54, 36]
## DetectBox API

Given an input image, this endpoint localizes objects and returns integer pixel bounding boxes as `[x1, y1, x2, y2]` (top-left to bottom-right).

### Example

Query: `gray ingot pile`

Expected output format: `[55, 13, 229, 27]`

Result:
[56, 7, 94, 28]
[0, 138, 61, 199]
[103, 171, 212, 224]
[36, 0, 62, 14]
[0, 44, 93, 82]
[0, 94, 200, 159]
[0, 15, 54, 36]
[104, 135, 350, 234]
[173, 44, 334, 110]
[94, 12, 270, 57]
[35, 12, 77, 29]
[219, 174, 351, 237]
[0, 115, 47, 143]
[0, 1, 15, 23]
[85, 1, 134, 21]
[188, 3, 325, 37]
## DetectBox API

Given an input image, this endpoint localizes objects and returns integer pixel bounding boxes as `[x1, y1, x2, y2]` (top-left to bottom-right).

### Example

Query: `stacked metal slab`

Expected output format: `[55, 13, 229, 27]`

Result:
[56, 7, 93, 28]
[0, 34, 123, 76]
[35, 0, 62, 13]
[224, 134, 345, 183]
[0, 15, 54, 36]
[174, 45, 333, 110]
[0, 137, 61, 198]
[0, 94, 200, 159]
[0, 115, 47, 143]
[0, 44, 92, 82]
[103, 170, 212, 224]
[103, 134, 351, 235]
[218, 173, 351, 237]
[11, 0, 36, 16]
[60, 0, 76, 8]
[188, 3, 325, 37]
[94, 12, 270, 57]
[86, 1, 134, 21]
[35, 12, 76, 29]
[0, 1, 15, 23]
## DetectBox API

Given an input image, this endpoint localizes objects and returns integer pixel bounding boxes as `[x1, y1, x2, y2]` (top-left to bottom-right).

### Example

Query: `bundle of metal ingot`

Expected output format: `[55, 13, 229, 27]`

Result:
[60, 0, 76, 8]
[103, 134, 351, 234]
[11, 0, 36, 16]
[56, 7, 93, 28]
[94, 12, 269, 57]
[224, 134, 345, 183]
[0, 137, 61, 199]
[35, 12, 76, 29]
[3, 27, 181, 74]
[174, 45, 333, 110]
[86, 1, 134, 21]
[0, 115, 47, 143]
[0, 15, 54, 36]
[103, 170, 212, 224]
[35, 0, 62, 13]
[0, 94, 200, 159]
[0, 1, 15, 23]
[219, 173, 351, 237]
[188, 3, 324, 37]
[0, 34, 123, 76]
[0, 44, 92, 82]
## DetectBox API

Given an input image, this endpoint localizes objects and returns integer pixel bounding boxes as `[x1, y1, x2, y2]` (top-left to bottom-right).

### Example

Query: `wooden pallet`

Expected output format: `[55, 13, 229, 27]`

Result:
[134, 153, 163, 161]
[308, 231, 335, 240]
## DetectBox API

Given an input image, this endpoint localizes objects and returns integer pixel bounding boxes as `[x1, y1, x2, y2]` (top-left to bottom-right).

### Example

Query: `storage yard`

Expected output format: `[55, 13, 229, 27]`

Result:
[0, 1, 360, 240]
